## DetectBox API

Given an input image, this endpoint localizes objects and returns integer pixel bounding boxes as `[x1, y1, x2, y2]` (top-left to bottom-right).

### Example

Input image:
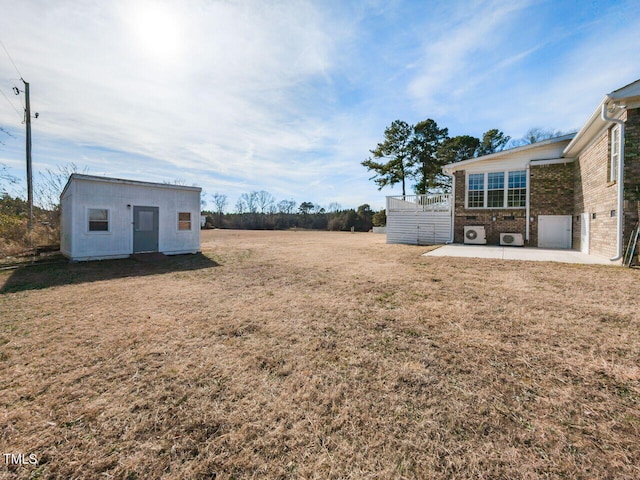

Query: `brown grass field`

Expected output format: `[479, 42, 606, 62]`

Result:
[1, 230, 639, 479]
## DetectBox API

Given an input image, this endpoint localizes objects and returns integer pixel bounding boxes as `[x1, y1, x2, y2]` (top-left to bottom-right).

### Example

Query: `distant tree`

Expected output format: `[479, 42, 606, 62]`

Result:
[476, 129, 510, 156]
[239, 192, 258, 214]
[164, 178, 187, 185]
[327, 202, 341, 213]
[255, 190, 275, 214]
[510, 127, 566, 147]
[437, 135, 479, 165]
[298, 201, 314, 214]
[409, 119, 449, 194]
[277, 199, 296, 214]
[211, 192, 228, 214]
[362, 120, 414, 196]
[235, 198, 246, 214]
[372, 209, 386, 227]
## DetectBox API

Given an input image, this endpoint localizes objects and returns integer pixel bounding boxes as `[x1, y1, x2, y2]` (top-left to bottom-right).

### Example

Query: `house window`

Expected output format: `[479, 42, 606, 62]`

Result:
[487, 172, 505, 207]
[507, 171, 527, 207]
[88, 208, 109, 231]
[466, 170, 527, 209]
[468, 173, 484, 208]
[178, 212, 191, 231]
[610, 125, 619, 182]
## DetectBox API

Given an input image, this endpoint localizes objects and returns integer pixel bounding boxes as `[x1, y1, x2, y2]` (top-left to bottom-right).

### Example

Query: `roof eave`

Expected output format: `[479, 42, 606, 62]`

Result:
[442, 133, 575, 173]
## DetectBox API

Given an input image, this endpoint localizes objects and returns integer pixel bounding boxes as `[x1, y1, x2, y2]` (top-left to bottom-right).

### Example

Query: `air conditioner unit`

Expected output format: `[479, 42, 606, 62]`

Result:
[464, 226, 486, 244]
[500, 233, 524, 246]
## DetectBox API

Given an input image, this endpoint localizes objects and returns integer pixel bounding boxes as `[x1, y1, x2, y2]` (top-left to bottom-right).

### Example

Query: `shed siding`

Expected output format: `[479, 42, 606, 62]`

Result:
[62, 176, 200, 261]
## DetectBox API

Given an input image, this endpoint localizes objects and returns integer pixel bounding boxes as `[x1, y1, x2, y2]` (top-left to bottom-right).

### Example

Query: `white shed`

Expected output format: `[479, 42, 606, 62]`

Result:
[60, 174, 201, 261]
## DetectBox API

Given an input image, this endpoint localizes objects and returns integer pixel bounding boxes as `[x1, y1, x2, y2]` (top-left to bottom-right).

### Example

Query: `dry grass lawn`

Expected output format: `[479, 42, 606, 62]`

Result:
[1, 230, 639, 479]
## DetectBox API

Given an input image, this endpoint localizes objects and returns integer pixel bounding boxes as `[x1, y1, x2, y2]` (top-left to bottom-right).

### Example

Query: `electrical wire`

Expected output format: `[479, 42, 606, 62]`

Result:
[0, 84, 23, 119]
[0, 37, 23, 79]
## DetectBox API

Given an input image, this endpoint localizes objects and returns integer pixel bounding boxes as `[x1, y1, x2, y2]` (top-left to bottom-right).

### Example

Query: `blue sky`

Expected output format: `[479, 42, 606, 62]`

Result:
[1, 0, 639, 211]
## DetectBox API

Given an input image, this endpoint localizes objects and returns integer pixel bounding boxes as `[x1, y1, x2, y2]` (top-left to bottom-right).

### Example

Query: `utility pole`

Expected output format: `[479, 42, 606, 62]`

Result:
[24, 79, 33, 230]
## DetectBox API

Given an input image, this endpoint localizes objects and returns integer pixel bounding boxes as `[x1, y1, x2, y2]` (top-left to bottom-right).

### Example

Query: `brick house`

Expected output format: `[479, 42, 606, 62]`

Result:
[442, 79, 640, 262]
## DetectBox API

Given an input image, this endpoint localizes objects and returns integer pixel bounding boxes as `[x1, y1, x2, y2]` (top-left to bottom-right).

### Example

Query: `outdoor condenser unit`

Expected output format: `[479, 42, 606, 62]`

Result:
[464, 226, 486, 245]
[500, 233, 524, 246]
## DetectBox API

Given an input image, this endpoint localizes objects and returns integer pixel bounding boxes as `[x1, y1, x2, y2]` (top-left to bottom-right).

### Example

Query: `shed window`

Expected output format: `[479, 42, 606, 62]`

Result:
[88, 208, 109, 231]
[610, 125, 619, 182]
[178, 212, 191, 231]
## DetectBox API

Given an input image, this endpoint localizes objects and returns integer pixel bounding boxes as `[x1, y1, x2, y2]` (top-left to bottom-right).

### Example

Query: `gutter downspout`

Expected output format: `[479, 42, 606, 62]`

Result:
[601, 99, 625, 261]
[446, 170, 455, 243]
[525, 163, 531, 243]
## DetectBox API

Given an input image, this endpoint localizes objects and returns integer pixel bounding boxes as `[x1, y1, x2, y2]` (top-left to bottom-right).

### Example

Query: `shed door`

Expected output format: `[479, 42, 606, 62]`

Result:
[538, 215, 572, 249]
[133, 206, 159, 253]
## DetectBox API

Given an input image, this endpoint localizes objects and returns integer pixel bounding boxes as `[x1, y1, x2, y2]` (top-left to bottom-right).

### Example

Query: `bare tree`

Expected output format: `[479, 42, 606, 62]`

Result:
[239, 192, 258, 214]
[510, 127, 567, 147]
[327, 202, 342, 213]
[255, 190, 275, 214]
[277, 199, 296, 214]
[211, 192, 228, 214]
[36, 163, 88, 211]
[0, 163, 17, 194]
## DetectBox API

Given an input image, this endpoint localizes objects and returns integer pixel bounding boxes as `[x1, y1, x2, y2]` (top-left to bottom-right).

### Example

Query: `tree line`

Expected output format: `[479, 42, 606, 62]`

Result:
[204, 191, 384, 232]
[362, 120, 568, 195]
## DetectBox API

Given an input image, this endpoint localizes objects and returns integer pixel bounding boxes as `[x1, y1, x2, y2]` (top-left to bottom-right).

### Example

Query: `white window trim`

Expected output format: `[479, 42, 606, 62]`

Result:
[177, 211, 193, 232]
[465, 170, 527, 210]
[610, 125, 619, 183]
[86, 207, 111, 234]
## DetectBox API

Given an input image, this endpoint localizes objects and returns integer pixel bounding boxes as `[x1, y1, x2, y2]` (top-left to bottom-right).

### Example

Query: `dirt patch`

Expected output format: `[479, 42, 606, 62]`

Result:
[1, 230, 639, 479]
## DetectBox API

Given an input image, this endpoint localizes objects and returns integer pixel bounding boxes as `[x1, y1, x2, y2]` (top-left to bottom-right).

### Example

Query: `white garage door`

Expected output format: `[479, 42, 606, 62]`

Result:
[538, 215, 572, 249]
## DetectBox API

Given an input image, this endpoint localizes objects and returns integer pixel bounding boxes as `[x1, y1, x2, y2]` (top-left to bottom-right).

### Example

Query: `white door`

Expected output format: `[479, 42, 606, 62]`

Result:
[580, 213, 589, 254]
[538, 215, 572, 249]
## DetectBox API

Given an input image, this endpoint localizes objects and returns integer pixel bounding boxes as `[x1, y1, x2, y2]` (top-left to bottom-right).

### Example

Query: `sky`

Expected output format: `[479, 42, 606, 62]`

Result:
[1, 0, 639, 211]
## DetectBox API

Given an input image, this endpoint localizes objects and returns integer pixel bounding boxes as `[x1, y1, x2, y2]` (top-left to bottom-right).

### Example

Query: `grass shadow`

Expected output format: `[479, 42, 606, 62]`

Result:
[0, 253, 219, 294]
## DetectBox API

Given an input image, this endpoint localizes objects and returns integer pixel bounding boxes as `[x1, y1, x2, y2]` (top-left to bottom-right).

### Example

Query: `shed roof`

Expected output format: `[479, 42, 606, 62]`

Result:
[61, 174, 202, 199]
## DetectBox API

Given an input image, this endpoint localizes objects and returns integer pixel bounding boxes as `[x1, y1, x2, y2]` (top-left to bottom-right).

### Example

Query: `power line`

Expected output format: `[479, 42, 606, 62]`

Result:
[0, 37, 23, 79]
[0, 84, 23, 119]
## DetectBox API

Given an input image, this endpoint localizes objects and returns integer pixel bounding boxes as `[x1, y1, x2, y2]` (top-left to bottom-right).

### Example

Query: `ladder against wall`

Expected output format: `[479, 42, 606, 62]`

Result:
[623, 222, 640, 267]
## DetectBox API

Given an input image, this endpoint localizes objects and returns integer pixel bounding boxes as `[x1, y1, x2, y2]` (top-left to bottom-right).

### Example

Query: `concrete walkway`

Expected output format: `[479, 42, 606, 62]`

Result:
[423, 244, 616, 265]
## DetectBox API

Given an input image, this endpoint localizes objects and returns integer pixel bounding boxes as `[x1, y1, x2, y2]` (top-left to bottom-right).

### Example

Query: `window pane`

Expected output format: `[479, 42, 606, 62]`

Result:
[507, 189, 526, 207]
[508, 171, 526, 188]
[468, 190, 484, 208]
[89, 208, 108, 221]
[178, 212, 191, 230]
[88, 209, 108, 231]
[468, 173, 484, 190]
[487, 172, 504, 189]
[138, 211, 154, 231]
[487, 189, 504, 208]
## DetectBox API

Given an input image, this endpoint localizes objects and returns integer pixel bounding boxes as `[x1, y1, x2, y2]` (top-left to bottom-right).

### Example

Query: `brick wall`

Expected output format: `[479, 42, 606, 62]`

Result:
[453, 164, 575, 246]
[529, 162, 574, 247]
[453, 171, 528, 245]
[570, 108, 640, 259]
[623, 108, 640, 254]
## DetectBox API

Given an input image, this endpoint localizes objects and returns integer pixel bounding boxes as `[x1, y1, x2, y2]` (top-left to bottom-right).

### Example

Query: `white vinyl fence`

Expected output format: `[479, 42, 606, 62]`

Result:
[386, 194, 452, 245]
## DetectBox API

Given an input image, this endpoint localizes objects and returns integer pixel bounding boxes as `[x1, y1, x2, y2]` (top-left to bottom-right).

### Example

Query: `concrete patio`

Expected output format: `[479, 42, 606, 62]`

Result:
[423, 244, 616, 265]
